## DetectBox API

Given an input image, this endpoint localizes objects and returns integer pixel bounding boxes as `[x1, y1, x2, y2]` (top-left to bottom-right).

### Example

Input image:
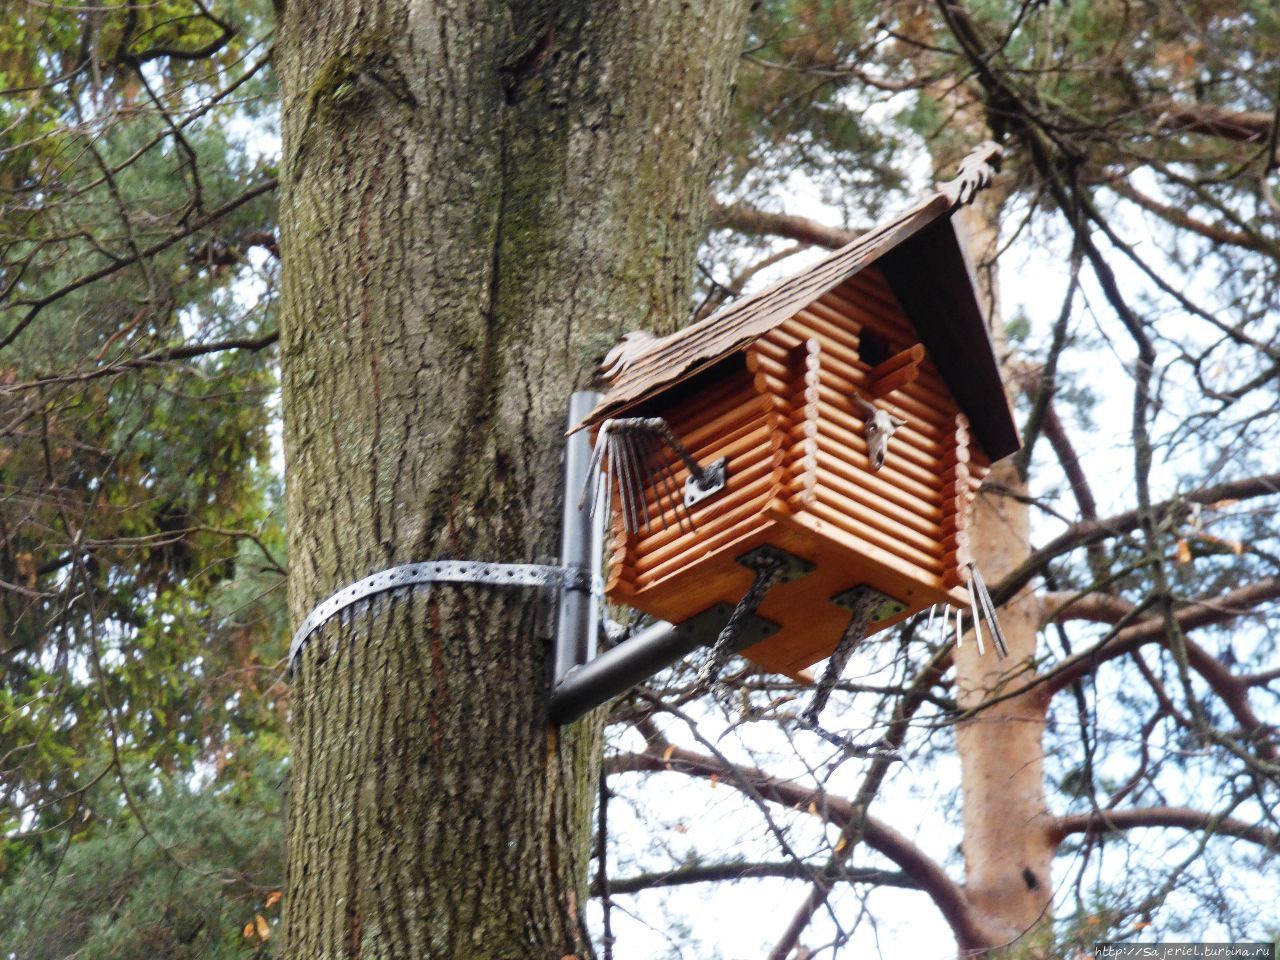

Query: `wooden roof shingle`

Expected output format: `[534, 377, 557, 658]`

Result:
[578, 185, 1021, 462]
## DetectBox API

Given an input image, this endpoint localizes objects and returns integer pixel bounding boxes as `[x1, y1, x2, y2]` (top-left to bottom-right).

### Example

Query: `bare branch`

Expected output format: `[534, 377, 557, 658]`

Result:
[1056, 806, 1280, 851]
[1040, 577, 1280, 757]
[995, 473, 1280, 605]
[594, 860, 915, 896]
[2, 179, 278, 350]
[0, 332, 279, 394]
[610, 745, 996, 950]
[710, 202, 860, 250]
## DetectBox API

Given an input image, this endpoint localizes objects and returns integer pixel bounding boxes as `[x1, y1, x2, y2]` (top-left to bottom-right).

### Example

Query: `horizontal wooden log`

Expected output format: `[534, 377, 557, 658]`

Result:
[815, 448, 943, 522]
[749, 351, 951, 462]
[630, 463, 777, 568]
[637, 411, 774, 483]
[833, 267, 902, 314]
[807, 463, 944, 540]
[816, 386, 946, 468]
[811, 425, 942, 505]
[632, 440, 778, 537]
[805, 297, 957, 409]
[868, 342, 926, 380]
[658, 369, 752, 426]
[809, 486, 944, 571]
[755, 328, 954, 442]
[751, 341, 951, 442]
[802, 500, 945, 588]
[803, 474, 944, 557]
[668, 391, 768, 453]
[633, 504, 773, 588]
[869, 363, 920, 399]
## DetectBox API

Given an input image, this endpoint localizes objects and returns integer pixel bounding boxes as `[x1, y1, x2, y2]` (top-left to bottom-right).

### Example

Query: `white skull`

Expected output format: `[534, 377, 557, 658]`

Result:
[853, 395, 907, 471]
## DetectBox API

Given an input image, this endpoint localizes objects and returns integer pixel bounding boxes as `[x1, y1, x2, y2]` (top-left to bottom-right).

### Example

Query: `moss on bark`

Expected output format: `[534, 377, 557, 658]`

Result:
[275, 2, 750, 956]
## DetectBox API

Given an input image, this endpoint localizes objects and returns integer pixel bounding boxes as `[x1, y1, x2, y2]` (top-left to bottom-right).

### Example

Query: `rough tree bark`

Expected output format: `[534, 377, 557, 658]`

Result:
[275, 2, 749, 956]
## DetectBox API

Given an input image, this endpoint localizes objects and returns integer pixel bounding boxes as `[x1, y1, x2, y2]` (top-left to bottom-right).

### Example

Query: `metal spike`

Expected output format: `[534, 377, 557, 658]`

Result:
[616, 435, 640, 537]
[634, 431, 663, 532]
[646, 431, 687, 534]
[966, 575, 986, 656]
[925, 603, 937, 631]
[623, 430, 652, 532]
[969, 563, 1010, 659]
[609, 435, 629, 535]
[579, 421, 611, 514]
[583, 416, 723, 538]
[954, 606, 963, 648]
[600, 442, 612, 532]
[645, 432, 675, 532]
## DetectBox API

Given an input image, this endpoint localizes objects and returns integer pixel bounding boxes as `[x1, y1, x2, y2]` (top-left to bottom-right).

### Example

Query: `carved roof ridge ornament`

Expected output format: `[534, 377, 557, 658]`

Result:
[596, 329, 664, 384]
[937, 140, 1003, 209]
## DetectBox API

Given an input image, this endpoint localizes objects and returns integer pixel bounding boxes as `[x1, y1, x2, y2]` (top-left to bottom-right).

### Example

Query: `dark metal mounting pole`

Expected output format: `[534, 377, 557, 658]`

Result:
[548, 604, 779, 725]
[553, 391, 605, 686]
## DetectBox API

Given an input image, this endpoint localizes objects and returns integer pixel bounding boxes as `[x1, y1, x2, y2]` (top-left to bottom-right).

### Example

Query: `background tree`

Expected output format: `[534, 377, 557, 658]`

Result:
[2, 0, 1278, 957]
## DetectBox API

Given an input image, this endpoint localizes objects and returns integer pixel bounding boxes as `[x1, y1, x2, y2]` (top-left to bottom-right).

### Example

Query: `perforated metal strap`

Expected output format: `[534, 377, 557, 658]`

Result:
[289, 560, 590, 671]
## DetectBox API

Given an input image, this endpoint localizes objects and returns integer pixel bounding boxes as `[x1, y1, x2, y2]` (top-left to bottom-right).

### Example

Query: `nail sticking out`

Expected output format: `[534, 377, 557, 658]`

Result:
[580, 417, 727, 536]
[966, 577, 986, 656]
[967, 562, 1010, 659]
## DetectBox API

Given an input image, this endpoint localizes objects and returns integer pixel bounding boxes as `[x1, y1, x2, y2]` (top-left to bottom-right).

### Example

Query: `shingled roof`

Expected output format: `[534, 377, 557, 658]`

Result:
[578, 183, 1021, 462]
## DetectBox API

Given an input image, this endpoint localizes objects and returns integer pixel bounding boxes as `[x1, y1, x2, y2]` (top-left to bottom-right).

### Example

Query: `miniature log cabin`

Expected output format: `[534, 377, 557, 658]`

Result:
[575, 146, 1020, 681]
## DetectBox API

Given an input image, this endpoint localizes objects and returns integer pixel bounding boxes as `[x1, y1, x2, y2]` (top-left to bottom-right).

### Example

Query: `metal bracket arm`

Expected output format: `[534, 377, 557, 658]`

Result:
[289, 559, 589, 672]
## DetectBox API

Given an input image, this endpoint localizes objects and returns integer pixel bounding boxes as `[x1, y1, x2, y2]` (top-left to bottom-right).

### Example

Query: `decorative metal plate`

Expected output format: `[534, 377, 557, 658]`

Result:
[674, 602, 779, 651]
[683, 457, 728, 508]
[289, 560, 589, 671]
[735, 544, 815, 583]
[830, 585, 906, 623]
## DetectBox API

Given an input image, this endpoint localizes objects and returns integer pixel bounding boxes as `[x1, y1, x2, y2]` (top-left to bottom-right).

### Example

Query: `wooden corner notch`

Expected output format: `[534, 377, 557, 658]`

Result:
[867, 342, 925, 399]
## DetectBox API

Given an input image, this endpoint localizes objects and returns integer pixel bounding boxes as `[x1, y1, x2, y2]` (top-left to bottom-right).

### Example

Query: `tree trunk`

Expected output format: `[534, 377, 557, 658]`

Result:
[952, 191, 1055, 950]
[274, 2, 749, 956]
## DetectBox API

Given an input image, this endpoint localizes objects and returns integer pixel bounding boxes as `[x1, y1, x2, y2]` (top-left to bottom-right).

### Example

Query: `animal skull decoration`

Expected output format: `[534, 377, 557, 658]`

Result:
[852, 395, 906, 471]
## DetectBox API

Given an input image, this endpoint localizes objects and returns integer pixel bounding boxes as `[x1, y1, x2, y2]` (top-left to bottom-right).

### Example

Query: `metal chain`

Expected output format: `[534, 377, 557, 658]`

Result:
[289, 560, 590, 672]
[801, 585, 880, 725]
[693, 557, 786, 702]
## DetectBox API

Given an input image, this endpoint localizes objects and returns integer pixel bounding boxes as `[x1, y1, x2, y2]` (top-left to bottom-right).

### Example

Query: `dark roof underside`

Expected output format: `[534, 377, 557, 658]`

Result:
[878, 216, 1020, 460]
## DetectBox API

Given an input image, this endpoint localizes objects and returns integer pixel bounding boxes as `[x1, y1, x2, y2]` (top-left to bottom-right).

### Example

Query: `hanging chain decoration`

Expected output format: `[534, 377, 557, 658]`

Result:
[800, 586, 881, 726]
[795, 585, 905, 762]
[289, 560, 590, 673]
[693, 552, 789, 710]
[579, 417, 727, 536]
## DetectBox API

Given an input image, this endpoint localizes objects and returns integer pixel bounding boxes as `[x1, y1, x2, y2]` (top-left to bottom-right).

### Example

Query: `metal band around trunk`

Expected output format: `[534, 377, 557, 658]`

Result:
[289, 560, 590, 671]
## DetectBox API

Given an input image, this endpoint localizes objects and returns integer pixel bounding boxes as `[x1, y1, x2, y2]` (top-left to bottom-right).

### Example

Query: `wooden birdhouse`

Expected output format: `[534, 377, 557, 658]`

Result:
[574, 144, 1020, 681]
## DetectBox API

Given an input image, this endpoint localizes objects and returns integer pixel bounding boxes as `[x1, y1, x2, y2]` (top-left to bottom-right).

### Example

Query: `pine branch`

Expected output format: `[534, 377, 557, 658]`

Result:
[1055, 805, 1280, 850]
[594, 860, 915, 896]
[710, 202, 861, 250]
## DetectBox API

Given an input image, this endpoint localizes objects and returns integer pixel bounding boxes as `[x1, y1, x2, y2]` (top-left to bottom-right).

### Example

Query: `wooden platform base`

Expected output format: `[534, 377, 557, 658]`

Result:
[607, 511, 967, 681]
